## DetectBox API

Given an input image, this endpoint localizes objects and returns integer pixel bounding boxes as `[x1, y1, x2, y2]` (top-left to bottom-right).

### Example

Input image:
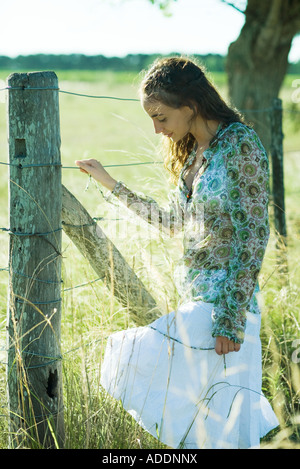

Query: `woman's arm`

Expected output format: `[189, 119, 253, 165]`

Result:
[75, 159, 184, 237]
[211, 126, 270, 344]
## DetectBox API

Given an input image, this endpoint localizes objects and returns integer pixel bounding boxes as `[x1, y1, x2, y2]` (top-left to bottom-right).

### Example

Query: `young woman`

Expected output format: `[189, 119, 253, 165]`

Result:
[75, 57, 278, 449]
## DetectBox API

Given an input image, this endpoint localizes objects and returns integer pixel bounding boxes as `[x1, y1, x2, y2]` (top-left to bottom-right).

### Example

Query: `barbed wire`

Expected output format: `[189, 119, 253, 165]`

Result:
[0, 160, 163, 170]
[0, 85, 299, 113]
[0, 86, 139, 101]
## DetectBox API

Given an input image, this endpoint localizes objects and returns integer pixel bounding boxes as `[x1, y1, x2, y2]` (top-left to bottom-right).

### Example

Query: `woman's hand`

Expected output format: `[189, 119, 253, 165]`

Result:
[215, 336, 241, 355]
[75, 159, 117, 191]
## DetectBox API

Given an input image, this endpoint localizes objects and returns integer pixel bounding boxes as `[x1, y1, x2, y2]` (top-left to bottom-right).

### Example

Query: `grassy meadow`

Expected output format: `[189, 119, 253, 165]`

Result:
[0, 68, 299, 449]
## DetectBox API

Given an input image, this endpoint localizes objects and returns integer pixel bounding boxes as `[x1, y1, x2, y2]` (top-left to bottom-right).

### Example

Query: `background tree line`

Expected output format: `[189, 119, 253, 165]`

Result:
[0, 52, 299, 74]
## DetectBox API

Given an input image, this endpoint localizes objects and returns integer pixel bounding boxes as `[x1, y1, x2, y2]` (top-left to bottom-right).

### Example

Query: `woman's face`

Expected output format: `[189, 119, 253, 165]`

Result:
[143, 99, 194, 143]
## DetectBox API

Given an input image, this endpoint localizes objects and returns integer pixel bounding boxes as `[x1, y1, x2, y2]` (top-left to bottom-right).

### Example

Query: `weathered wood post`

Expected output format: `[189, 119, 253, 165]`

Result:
[7, 72, 64, 448]
[270, 98, 289, 276]
[61, 185, 160, 325]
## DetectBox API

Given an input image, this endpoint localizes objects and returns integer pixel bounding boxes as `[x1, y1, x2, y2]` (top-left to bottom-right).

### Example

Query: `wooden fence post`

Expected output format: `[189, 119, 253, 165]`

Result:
[7, 72, 64, 448]
[61, 185, 160, 325]
[270, 98, 289, 276]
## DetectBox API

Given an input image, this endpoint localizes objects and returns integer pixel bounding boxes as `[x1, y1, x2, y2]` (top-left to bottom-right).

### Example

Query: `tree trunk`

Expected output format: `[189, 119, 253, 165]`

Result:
[226, 0, 300, 151]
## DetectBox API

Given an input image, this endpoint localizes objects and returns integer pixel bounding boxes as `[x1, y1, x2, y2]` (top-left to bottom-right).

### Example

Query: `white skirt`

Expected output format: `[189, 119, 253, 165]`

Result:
[100, 301, 279, 449]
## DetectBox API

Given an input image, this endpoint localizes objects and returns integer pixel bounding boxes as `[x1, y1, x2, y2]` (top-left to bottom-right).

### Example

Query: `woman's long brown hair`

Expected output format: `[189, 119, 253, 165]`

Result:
[139, 56, 244, 184]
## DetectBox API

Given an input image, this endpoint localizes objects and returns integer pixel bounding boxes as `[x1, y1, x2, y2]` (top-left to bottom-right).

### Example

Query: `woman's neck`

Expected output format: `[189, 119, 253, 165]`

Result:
[190, 117, 220, 150]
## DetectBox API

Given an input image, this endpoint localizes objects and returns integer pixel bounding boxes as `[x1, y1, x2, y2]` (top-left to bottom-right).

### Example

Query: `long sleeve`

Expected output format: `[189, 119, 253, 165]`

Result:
[110, 180, 184, 237]
[211, 126, 270, 343]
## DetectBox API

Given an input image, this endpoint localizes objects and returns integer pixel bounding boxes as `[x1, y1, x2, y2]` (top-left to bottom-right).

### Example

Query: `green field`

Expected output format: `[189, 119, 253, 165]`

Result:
[0, 69, 299, 449]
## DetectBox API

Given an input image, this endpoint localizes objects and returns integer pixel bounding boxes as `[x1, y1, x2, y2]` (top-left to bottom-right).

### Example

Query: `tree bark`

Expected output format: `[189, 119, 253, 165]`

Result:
[226, 0, 300, 151]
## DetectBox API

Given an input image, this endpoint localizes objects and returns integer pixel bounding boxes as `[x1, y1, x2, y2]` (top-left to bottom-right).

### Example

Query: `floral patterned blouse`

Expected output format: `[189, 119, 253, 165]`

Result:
[109, 122, 270, 344]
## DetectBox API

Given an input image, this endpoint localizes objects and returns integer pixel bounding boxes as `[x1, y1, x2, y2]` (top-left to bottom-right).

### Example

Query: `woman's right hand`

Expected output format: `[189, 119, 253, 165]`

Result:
[215, 336, 241, 355]
[75, 159, 117, 191]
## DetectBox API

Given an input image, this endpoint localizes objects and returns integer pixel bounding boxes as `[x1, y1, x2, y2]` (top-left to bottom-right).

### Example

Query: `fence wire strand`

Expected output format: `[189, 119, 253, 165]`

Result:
[0, 84, 299, 112]
[0, 85, 140, 101]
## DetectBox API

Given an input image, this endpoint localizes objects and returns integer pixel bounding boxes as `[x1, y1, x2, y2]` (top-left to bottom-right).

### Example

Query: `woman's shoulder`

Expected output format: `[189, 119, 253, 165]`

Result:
[220, 121, 266, 152]
[222, 121, 255, 139]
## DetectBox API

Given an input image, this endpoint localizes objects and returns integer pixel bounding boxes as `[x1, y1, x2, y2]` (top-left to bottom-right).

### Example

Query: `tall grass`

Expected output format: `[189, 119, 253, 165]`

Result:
[0, 70, 299, 448]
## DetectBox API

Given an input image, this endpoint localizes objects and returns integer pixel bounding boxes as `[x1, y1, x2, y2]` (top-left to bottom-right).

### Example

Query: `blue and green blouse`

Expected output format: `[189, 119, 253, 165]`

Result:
[110, 122, 270, 344]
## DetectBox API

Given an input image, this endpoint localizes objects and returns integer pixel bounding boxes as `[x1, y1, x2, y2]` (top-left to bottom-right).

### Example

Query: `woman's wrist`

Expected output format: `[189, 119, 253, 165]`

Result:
[96, 174, 117, 192]
[75, 159, 117, 192]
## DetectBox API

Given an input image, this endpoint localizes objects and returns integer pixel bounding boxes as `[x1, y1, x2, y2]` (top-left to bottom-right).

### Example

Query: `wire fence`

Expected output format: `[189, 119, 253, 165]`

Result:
[0, 85, 139, 101]
[1, 83, 300, 109]
[0, 87, 298, 238]
[0, 85, 167, 384]
[0, 84, 299, 291]
[0, 85, 165, 284]
[0, 82, 299, 377]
